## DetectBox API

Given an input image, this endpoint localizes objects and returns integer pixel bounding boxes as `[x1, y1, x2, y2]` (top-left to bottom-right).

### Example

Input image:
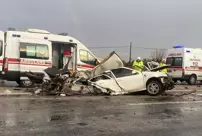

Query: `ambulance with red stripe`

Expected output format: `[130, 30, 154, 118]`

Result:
[0, 29, 98, 87]
[166, 45, 202, 85]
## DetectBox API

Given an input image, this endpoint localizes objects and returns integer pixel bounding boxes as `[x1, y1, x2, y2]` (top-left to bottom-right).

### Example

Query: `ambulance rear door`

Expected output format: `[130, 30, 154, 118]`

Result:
[166, 48, 184, 79]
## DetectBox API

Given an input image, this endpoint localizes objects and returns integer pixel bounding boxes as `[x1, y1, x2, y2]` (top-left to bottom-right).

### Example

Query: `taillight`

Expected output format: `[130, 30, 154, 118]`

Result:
[3, 57, 8, 72]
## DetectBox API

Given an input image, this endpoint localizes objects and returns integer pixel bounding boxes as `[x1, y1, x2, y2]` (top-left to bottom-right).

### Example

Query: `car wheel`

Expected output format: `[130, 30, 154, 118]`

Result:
[19, 80, 33, 88]
[146, 80, 164, 96]
[188, 75, 197, 85]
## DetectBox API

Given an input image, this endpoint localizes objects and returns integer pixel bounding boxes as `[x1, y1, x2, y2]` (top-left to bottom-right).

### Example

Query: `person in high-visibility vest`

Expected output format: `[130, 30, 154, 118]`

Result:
[133, 57, 144, 72]
[160, 59, 167, 73]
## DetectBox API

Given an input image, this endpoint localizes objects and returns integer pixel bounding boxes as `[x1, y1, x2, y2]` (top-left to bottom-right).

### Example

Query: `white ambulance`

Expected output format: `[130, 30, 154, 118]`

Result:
[166, 45, 202, 85]
[0, 29, 99, 87]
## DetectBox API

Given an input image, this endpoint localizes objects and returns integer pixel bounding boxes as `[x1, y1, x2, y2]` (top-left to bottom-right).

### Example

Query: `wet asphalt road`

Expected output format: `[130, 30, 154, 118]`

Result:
[1, 95, 202, 136]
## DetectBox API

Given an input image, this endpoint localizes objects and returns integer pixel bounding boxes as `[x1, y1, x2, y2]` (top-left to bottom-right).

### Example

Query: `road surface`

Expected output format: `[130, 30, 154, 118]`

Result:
[0, 94, 202, 136]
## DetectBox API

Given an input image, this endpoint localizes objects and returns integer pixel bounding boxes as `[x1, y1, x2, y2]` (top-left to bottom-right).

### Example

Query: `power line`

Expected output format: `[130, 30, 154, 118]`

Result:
[88, 46, 129, 49]
[88, 45, 166, 50]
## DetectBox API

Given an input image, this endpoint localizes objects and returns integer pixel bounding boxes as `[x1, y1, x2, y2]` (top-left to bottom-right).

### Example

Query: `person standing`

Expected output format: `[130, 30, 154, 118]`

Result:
[133, 57, 144, 72]
[160, 59, 167, 73]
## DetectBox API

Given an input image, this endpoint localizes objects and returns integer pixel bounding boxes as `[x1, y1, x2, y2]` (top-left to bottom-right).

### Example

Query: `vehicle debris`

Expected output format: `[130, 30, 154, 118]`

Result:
[27, 51, 175, 96]
[164, 89, 197, 97]
[60, 94, 66, 97]
[34, 89, 42, 94]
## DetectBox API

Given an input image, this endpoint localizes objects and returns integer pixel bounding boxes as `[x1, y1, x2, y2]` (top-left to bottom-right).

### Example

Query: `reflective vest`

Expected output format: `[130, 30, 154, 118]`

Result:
[133, 61, 144, 72]
[160, 63, 167, 73]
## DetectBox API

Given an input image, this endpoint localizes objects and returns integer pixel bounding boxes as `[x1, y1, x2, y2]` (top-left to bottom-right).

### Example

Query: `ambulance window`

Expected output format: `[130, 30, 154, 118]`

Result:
[79, 50, 97, 66]
[20, 43, 49, 59]
[80, 50, 88, 61]
[173, 57, 183, 66]
[36, 45, 49, 59]
[0, 40, 2, 56]
[166, 58, 173, 65]
[26, 46, 35, 57]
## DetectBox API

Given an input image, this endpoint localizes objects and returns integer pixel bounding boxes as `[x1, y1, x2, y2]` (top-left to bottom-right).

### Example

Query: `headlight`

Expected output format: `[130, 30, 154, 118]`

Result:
[161, 77, 168, 83]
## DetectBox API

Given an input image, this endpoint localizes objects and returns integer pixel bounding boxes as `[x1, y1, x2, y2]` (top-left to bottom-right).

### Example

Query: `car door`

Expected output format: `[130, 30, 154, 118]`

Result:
[112, 68, 144, 92]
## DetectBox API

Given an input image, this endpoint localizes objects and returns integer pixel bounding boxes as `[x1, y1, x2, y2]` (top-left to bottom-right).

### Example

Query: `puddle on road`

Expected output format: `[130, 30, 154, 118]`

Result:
[143, 96, 176, 102]
[77, 122, 88, 126]
[149, 108, 177, 115]
[180, 107, 201, 112]
[147, 107, 183, 119]
[48, 114, 69, 122]
[50, 115, 63, 121]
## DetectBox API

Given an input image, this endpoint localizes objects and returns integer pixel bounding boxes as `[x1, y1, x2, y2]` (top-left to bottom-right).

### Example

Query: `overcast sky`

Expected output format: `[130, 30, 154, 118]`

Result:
[1, 0, 202, 60]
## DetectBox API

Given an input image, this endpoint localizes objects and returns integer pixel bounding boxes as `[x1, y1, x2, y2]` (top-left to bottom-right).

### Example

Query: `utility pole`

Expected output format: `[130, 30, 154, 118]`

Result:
[129, 42, 132, 63]
[155, 48, 158, 62]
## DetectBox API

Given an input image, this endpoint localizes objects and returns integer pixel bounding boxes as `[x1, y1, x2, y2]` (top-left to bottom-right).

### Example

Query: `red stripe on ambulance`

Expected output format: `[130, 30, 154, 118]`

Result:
[1, 58, 52, 66]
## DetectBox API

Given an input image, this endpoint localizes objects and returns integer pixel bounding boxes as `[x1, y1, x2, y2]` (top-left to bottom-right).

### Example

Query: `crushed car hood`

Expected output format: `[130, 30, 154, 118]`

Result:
[150, 66, 168, 72]
[90, 51, 124, 77]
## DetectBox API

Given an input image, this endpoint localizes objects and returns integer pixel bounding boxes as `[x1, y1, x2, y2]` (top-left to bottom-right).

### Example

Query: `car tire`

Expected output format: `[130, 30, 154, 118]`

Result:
[19, 80, 34, 88]
[188, 75, 197, 85]
[173, 79, 178, 83]
[146, 80, 164, 96]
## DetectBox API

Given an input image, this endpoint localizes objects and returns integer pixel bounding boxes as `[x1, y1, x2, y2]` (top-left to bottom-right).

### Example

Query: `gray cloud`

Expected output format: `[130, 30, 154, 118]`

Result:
[1, 0, 202, 59]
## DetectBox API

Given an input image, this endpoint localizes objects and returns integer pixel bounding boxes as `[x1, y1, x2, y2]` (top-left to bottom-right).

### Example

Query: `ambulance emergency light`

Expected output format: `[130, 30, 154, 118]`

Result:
[173, 45, 184, 48]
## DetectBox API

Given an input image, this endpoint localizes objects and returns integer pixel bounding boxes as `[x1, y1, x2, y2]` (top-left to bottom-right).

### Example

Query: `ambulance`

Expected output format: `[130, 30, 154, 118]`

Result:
[0, 29, 99, 87]
[166, 45, 202, 85]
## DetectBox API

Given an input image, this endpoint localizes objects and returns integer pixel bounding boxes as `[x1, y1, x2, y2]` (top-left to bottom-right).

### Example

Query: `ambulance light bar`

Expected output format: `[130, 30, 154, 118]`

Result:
[173, 45, 184, 48]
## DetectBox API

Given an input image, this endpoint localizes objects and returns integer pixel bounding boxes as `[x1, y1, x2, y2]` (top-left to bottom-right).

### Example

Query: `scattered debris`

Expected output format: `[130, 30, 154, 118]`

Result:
[50, 115, 63, 121]
[13, 88, 21, 91]
[34, 89, 42, 94]
[4, 89, 12, 94]
[164, 89, 197, 97]
[176, 89, 197, 97]
[77, 122, 88, 126]
[60, 94, 66, 97]
[185, 87, 189, 89]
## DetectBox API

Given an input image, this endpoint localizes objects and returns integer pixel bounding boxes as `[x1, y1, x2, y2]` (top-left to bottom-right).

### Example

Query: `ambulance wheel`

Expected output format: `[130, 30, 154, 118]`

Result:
[188, 75, 197, 85]
[19, 80, 33, 88]
[16, 81, 20, 85]
[173, 79, 178, 83]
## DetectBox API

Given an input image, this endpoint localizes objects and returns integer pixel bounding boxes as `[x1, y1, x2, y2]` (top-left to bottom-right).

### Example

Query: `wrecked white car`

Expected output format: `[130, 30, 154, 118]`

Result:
[87, 52, 174, 96]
